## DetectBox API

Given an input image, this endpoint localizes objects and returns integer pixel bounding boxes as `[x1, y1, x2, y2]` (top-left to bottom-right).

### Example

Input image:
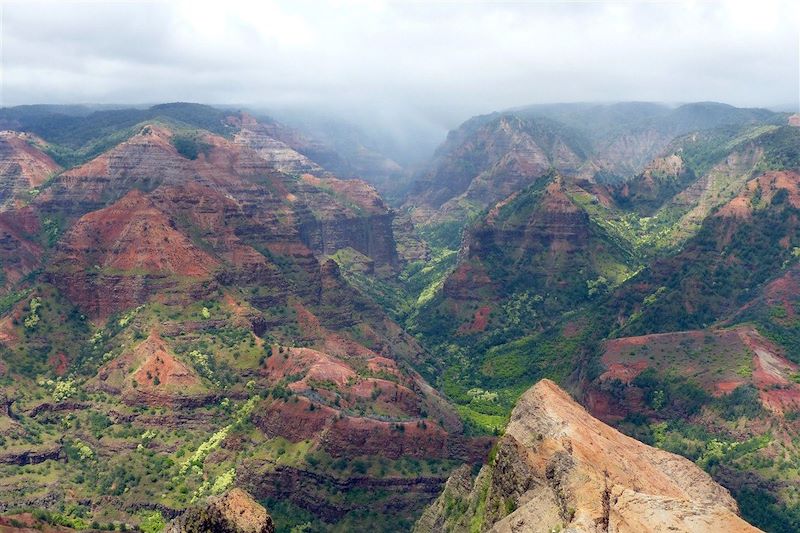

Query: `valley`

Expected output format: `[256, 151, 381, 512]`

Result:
[0, 101, 798, 532]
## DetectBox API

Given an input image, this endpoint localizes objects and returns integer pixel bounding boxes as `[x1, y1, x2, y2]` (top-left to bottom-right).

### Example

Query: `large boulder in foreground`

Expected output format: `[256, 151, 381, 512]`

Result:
[167, 488, 274, 533]
[415, 379, 761, 533]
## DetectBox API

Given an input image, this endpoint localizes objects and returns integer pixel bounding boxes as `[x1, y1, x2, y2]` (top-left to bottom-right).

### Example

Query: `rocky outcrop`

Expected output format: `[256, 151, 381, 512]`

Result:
[238, 461, 449, 524]
[166, 488, 274, 533]
[0, 445, 64, 466]
[417, 379, 760, 533]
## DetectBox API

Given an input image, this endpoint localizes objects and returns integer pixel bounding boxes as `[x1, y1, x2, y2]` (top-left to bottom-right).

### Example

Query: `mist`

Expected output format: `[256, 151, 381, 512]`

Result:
[1, 0, 797, 161]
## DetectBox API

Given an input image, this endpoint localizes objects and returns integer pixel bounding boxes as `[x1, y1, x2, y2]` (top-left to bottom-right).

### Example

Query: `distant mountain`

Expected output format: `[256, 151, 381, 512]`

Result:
[263, 112, 408, 198]
[0, 131, 61, 210]
[0, 103, 408, 196]
[409, 115, 589, 214]
[407, 102, 785, 228]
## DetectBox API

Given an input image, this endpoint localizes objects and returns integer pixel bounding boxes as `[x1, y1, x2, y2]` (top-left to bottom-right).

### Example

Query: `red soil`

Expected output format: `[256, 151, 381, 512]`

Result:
[738, 328, 800, 414]
[254, 396, 491, 462]
[58, 189, 218, 277]
[63, 125, 175, 180]
[458, 305, 491, 333]
[271, 347, 356, 390]
[714, 380, 745, 396]
[716, 196, 752, 219]
[718, 170, 800, 219]
[600, 360, 649, 384]
[0, 131, 61, 188]
[94, 332, 204, 404]
[48, 353, 69, 376]
[367, 356, 401, 377]
[595, 326, 800, 418]
[132, 345, 198, 390]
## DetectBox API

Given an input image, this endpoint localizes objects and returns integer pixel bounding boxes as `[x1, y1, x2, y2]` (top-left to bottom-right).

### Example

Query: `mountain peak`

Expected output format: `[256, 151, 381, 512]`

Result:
[417, 379, 760, 532]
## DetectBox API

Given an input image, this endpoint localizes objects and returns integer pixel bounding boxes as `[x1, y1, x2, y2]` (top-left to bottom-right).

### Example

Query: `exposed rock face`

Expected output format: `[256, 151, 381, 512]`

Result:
[0, 445, 63, 466]
[21, 120, 399, 316]
[55, 189, 218, 275]
[464, 180, 591, 261]
[35, 125, 192, 217]
[392, 212, 431, 264]
[0, 207, 42, 288]
[614, 153, 694, 214]
[431, 177, 634, 333]
[0, 131, 60, 210]
[234, 122, 323, 175]
[239, 462, 448, 524]
[417, 379, 760, 533]
[47, 189, 219, 318]
[413, 464, 478, 532]
[167, 488, 275, 533]
[409, 115, 586, 222]
[295, 174, 398, 267]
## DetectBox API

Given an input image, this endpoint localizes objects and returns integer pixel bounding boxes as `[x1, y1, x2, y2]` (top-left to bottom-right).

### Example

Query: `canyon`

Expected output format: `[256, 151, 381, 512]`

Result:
[0, 101, 797, 532]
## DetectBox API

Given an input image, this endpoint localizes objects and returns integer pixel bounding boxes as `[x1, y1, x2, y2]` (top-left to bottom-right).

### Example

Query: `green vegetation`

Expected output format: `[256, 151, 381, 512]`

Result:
[1, 103, 233, 167]
[24, 297, 42, 329]
[0, 103, 796, 532]
[0, 289, 31, 315]
[172, 132, 211, 160]
[138, 510, 166, 533]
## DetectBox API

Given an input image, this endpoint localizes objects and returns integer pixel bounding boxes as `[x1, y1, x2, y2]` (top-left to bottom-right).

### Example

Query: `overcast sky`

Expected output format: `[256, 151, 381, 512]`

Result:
[1, 0, 798, 127]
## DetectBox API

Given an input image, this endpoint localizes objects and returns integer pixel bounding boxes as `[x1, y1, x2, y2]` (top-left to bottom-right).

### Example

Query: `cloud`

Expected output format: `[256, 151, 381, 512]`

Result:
[1, 0, 798, 126]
